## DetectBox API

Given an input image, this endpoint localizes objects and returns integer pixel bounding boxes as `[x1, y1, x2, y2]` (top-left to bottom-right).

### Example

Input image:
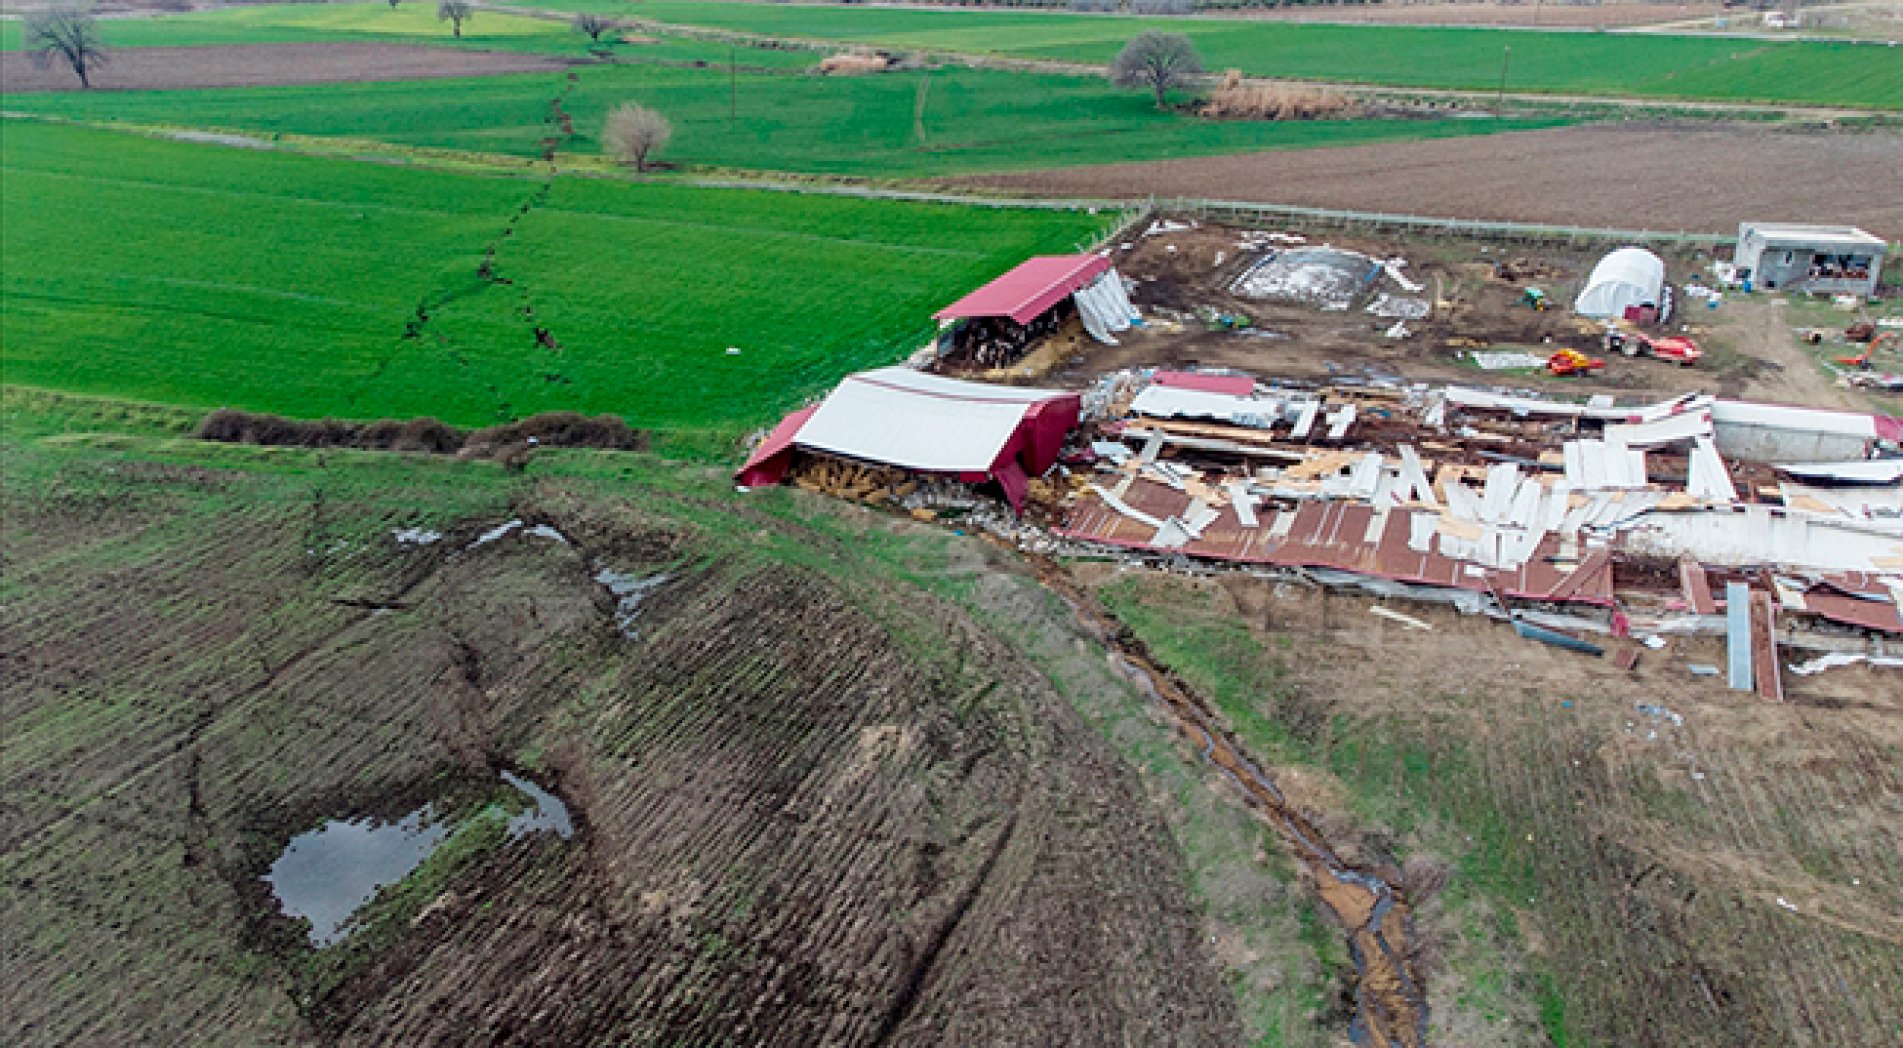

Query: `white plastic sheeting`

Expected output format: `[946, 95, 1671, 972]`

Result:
[1575, 247, 1665, 318]
[1073, 269, 1140, 345]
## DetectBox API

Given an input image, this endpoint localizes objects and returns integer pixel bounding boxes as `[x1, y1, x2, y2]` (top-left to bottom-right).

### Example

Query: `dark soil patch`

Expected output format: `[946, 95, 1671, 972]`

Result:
[0, 42, 573, 93]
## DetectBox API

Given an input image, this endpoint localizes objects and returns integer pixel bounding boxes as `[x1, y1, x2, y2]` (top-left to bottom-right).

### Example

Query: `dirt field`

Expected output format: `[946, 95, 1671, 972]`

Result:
[954, 124, 1903, 242]
[1078, 568, 1903, 1046]
[0, 439, 1238, 1045]
[0, 43, 572, 92]
[1012, 220, 1815, 407]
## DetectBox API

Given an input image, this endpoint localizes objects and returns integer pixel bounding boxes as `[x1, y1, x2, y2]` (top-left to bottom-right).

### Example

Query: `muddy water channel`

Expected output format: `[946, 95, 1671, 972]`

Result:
[265, 771, 572, 947]
[1041, 570, 1428, 1048]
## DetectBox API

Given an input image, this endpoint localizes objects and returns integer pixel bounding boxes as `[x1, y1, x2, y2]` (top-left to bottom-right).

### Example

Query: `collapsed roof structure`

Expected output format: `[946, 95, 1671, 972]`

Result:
[931, 254, 1141, 367]
[736, 367, 1080, 512]
[1058, 371, 1903, 694]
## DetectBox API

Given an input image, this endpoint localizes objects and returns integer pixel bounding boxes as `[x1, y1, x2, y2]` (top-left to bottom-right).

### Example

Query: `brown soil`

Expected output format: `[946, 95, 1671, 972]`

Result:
[1, 459, 1237, 1045]
[953, 124, 1903, 243]
[1034, 220, 1791, 405]
[0, 42, 573, 92]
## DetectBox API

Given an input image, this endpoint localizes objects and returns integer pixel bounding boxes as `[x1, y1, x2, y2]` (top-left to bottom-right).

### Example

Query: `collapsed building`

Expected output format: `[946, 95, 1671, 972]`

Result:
[1056, 369, 1901, 696]
[736, 367, 1079, 513]
[929, 253, 1140, 370]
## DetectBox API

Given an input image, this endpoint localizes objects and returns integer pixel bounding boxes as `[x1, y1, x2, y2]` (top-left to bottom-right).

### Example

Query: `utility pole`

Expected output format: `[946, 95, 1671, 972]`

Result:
[1496, 44, 1511, 118]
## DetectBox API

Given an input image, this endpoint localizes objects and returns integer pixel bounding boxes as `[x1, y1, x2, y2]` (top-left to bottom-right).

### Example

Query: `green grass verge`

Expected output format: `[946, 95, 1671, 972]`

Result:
[508, 0, 1903, 109]
[2, 121, 1108, 438]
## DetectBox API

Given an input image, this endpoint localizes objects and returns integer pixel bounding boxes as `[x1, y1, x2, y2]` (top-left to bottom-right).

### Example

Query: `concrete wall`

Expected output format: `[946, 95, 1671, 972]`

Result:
[1737, 229, 1884, 296]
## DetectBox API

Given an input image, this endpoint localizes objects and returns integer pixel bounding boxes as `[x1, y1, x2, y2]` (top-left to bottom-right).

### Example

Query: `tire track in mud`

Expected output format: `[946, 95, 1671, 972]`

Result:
[1027, 559, 1429, 1048]
[16, 534, 457, 852]
[868, 811, 1021, 1046]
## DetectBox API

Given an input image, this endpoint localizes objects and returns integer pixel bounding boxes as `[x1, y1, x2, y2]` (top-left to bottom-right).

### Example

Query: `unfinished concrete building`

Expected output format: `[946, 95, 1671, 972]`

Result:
[1735, 222, 1887, 296]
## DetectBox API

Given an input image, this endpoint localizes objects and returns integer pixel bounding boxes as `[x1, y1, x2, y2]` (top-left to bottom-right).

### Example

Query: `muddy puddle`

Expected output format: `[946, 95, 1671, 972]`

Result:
[594, 567, 671, 638]
[265, 771, 572, 947]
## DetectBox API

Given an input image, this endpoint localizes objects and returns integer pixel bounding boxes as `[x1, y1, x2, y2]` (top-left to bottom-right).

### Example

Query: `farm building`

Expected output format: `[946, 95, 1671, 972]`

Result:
[736, 367, 1080, 511]
[1735, 222, 1887, 296]
[1574, 247, 1667, 320]
[932, 254, 1139, 369]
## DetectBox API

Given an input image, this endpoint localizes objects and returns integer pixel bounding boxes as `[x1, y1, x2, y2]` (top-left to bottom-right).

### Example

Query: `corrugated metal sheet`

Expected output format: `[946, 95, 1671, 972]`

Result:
[1726, 581, 1754, 691]
[1057, 479, 1614, 605]
[1153, 371, 1256, 396]
[787, 368, 1074, 474]
[933, 254, 1112, 324]
[1777, 459, 1903, 485]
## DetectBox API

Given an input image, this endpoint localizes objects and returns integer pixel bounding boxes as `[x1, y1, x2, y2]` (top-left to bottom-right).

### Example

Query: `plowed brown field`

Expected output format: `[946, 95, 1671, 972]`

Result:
[0, 437, 1237, 1046]
[954, 124, 1903, 241]
[0, 43, 571, 92]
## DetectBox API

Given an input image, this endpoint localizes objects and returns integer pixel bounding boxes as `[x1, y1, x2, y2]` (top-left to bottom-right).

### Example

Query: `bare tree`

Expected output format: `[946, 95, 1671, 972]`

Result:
[1110, 31, 1203, 110]
[574, 12, 617, 43]
[437, 0, 473, 38]
[602, 102, 672, 172]
[23, 3, 107, 90]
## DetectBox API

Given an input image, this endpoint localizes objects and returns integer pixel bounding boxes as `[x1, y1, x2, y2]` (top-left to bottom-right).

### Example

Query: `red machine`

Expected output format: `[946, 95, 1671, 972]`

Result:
[1604, 327, 1701, 366]
[1546, 349, 1606, 376]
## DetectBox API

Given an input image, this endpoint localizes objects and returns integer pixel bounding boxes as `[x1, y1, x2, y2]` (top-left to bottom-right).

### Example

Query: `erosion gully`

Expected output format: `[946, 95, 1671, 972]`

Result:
[1028, 558, 1429, 1048]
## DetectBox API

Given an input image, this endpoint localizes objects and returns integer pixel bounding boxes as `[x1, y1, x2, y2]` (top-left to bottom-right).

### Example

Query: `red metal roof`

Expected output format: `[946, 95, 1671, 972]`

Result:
[934, 254, 1112, 325]
[1153, 371, 1257, 397]
[1057, 479, 1616, 606]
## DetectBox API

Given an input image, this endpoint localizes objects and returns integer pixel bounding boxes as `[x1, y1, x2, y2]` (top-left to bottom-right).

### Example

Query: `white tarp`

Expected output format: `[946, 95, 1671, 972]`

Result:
[1575, 247, 1665, 319]
[1073, 269, 1140, 345]
[793, 367, 1062, 472]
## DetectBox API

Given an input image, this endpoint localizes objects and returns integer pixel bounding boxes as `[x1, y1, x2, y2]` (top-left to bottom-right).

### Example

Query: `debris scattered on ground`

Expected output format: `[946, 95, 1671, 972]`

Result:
[392, 527, 442, 546]
[1370, 606, 1433, 631]
[467, 519, 523, 549]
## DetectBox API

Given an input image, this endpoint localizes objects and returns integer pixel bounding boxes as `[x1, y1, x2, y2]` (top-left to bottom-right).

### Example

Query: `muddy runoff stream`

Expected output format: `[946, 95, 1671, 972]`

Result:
[1035, 564, 1428, 1048]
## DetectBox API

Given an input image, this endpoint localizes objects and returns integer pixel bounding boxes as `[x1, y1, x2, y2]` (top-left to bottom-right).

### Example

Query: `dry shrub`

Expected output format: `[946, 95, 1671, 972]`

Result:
[194, 409, 645, 458]
[468, 412, 645, 453]
[1201, 69, 1358, 121]
[816, 51, 892, 75]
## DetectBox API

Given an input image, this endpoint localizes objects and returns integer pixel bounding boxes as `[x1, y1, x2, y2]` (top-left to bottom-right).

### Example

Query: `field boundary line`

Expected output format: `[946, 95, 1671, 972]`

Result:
[6, 111, 1736, 243]
[492, 5, 1901, 117]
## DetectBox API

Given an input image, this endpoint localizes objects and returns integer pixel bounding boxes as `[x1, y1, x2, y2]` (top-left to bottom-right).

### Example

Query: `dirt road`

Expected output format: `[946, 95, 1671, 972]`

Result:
[1720, 298, 1867, 410]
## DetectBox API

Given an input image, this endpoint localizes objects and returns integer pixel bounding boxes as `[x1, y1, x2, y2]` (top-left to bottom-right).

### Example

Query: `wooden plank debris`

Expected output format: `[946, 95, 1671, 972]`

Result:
[1750, 589, 1784, 702]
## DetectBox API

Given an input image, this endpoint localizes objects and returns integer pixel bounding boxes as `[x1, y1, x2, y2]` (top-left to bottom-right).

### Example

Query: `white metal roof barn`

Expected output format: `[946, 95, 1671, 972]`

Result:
[1574, 247, 1665, 319]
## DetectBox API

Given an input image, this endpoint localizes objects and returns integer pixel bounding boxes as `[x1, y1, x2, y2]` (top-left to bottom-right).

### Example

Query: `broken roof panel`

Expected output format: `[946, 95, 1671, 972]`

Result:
[794, 368, 1071, 472]
[1778, 459, 1903, 485]
[1152, 370, 1256, 397]
[933, 254, 1113, 325]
